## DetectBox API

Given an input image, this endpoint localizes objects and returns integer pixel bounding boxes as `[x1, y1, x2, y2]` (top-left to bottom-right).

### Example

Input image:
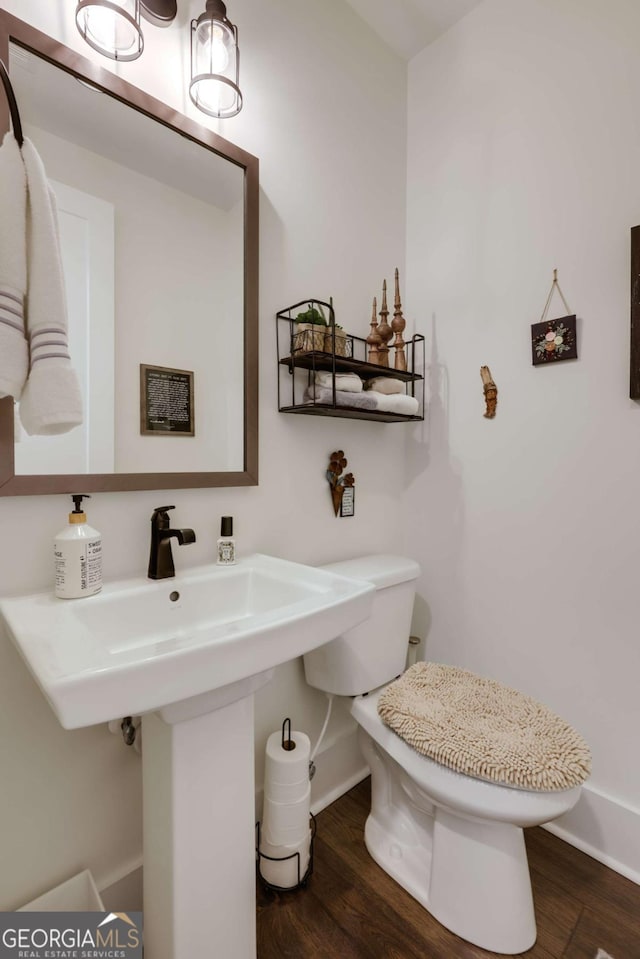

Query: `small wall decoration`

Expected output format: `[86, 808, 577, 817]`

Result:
[326, 450, 355, 517]
[140, 364, 195, 436]
[531, 270, 578, 366]
[480, 366, 498, 418]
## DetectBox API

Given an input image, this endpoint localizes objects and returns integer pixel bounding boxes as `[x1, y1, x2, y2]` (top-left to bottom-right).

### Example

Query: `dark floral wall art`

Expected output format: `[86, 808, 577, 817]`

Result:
[531, 314, 577, 366]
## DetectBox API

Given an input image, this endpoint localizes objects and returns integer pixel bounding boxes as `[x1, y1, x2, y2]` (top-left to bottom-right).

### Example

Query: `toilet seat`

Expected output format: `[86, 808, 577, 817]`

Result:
[352, 687, 581, 828]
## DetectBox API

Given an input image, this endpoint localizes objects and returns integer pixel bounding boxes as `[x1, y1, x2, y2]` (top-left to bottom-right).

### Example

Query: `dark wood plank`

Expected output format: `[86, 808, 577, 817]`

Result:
[562, 901, 640, 959]
[257, 883, 365, 959]
[526, 827, 640, 919]
[528, 865, 583, 958]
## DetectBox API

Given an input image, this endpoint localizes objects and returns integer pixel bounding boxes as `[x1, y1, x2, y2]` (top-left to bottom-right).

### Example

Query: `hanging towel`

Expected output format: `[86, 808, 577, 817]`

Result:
[18, 138, 83, 435]
[0, 132, 28, 400]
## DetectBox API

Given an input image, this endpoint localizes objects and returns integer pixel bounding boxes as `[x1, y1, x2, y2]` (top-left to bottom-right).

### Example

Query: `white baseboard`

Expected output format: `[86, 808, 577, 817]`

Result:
[543, 782, 640, 885]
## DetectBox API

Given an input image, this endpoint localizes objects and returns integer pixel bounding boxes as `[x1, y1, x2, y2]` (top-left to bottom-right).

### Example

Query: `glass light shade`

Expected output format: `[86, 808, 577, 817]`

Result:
[75, 0, 143, 62]
[190, 9, 242, 119]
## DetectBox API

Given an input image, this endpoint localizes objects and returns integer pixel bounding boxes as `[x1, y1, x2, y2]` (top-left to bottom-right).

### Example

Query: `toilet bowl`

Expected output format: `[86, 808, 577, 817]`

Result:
[303, 555, 589, 955]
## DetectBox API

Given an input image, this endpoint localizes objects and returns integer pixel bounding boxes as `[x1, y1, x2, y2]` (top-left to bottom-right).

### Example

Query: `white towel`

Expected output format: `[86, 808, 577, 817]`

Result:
[0, 132, 28, 400]
[303, 385, 377, 410]
[18, 138, 83, 436]
[314, 371, 363, 393]
[367, 391, 420, 415]
[364, 376, 406, 395]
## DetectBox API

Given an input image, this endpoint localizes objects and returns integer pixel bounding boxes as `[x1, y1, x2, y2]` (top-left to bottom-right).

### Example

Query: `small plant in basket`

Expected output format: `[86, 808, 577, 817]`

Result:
[293, 304, 327, 353]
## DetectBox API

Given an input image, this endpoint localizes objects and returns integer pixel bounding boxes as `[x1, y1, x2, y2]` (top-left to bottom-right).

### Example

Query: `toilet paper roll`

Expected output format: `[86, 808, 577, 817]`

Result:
[264, 730, 311, 787]
[258, 830, 311, 889]
[264, 775, 310, 805]
[262, 786, 311, 847]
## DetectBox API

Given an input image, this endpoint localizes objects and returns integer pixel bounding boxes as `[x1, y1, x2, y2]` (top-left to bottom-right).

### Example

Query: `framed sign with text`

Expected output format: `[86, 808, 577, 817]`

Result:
[140, 364, 195, 436]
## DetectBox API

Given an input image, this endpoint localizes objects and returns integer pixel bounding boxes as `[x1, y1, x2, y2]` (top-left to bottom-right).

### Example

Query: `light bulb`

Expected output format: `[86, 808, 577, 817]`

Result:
[207, 23, 230, 73]
[198, 20, 230, 73]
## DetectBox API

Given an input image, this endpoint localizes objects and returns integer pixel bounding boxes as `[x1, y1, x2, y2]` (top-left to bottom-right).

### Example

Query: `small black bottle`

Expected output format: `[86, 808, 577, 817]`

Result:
[217, 516, 236, 566]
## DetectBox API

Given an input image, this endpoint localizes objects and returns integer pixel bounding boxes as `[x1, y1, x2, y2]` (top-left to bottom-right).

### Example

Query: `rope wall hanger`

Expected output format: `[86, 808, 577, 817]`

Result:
[0, 57, 24, 146]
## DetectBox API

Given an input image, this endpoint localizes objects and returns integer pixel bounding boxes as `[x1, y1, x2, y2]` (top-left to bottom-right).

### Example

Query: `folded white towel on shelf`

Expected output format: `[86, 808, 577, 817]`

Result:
[0, 132, 28, 400]
[366, 391, 420, 415]
[315, 371, 363, 393]
[303, 385, 378, 410]
[364, 376, 406, 395]
[19, 138, 83, 436]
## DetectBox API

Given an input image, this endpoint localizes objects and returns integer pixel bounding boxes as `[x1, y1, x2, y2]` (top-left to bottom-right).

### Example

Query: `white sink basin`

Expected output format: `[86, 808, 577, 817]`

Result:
[0, 553, 374, 729]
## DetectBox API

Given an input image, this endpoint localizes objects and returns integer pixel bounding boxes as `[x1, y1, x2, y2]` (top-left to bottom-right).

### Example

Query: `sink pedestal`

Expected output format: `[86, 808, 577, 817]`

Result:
[142, 682, 267, 959]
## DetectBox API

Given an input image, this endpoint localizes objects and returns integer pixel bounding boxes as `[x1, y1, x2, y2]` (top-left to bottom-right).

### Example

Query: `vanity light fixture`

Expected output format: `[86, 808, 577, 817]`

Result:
[75, 0, 177, 62]
[189, 0, 243, 119]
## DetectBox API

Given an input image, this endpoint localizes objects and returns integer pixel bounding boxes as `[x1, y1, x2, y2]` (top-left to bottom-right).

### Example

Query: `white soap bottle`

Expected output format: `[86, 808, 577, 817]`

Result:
[217, 515, 236, 566]
[54, 494, 103, 599]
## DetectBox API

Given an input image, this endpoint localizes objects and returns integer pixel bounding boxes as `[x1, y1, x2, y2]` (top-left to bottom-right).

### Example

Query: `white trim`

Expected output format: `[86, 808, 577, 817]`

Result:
[311, 764, 369, 816]
[543, 782, 640, 886]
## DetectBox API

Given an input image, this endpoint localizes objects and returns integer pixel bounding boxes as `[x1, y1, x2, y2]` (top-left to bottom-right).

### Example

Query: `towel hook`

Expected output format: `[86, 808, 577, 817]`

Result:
[0, 57, 24, 147]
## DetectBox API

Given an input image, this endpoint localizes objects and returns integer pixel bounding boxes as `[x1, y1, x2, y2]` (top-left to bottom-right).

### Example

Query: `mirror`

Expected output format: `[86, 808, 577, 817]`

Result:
[0, 10, 258, 494]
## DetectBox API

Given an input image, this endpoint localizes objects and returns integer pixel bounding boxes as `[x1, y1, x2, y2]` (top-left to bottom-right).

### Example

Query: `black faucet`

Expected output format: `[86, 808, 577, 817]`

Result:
[148, 505, 196, 580]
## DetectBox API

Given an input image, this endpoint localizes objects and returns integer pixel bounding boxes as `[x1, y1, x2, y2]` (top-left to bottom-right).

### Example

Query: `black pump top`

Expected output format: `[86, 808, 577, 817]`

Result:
[71, 494, 91, 513]
[221, 516, 233, 537]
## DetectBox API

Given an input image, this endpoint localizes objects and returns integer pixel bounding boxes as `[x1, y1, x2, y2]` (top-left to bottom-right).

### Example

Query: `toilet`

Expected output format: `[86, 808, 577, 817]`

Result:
[303, 555, 587, 955]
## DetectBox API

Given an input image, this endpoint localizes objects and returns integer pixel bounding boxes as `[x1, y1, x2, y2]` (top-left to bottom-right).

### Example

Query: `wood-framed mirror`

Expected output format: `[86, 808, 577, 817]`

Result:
[0, 10, 258, 495]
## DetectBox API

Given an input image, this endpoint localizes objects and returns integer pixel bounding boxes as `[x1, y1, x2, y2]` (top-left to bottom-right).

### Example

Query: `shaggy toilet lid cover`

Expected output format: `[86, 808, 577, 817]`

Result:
[377, 662, 591, 791]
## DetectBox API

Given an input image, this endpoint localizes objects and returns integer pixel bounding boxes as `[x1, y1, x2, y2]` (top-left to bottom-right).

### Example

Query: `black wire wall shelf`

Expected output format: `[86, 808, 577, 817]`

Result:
[276, 300, 425, 423]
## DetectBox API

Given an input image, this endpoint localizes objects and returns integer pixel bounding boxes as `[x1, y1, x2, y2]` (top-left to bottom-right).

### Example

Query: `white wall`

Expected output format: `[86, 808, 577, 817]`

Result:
[405, 0, 640, 881]
[0, 0, 407, 907]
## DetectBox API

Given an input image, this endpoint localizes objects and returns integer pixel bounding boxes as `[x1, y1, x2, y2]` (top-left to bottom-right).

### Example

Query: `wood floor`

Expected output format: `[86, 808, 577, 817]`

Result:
[256, 778, 640, 959]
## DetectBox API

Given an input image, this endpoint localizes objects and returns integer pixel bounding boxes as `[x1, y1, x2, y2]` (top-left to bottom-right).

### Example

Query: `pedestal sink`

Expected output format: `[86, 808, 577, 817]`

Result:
[0, 554, 374, 959]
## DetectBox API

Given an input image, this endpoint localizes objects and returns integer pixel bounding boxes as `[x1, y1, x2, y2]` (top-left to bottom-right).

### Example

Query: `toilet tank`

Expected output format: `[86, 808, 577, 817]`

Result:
[303, 555, 420, 696]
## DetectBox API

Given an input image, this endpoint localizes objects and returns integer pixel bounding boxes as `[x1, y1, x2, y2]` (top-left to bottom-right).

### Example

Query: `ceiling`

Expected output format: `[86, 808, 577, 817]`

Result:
[342, 0, 484, 60]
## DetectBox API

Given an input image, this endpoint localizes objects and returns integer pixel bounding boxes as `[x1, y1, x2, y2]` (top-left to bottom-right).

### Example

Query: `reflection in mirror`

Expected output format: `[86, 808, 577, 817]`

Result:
[0, 10, 258, 494]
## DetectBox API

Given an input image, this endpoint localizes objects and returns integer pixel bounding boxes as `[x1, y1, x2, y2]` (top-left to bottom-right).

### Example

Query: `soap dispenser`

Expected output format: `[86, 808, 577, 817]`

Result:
[54, 494, 103, 599]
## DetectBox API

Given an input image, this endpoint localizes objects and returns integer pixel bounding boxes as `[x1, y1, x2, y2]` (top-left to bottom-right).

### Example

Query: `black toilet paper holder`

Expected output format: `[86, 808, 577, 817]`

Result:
[255, 815, 316, 892]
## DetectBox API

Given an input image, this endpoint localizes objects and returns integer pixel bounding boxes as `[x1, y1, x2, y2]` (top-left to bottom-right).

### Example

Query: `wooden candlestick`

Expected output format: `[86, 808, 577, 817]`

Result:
[366, 296, 381, 364]
[391, 267, 407, 372]
[377, 279, 392, 368]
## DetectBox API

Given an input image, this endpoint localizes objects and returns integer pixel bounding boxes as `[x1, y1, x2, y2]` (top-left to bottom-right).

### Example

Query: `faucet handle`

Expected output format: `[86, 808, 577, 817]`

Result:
[151, 505, 175, 527]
